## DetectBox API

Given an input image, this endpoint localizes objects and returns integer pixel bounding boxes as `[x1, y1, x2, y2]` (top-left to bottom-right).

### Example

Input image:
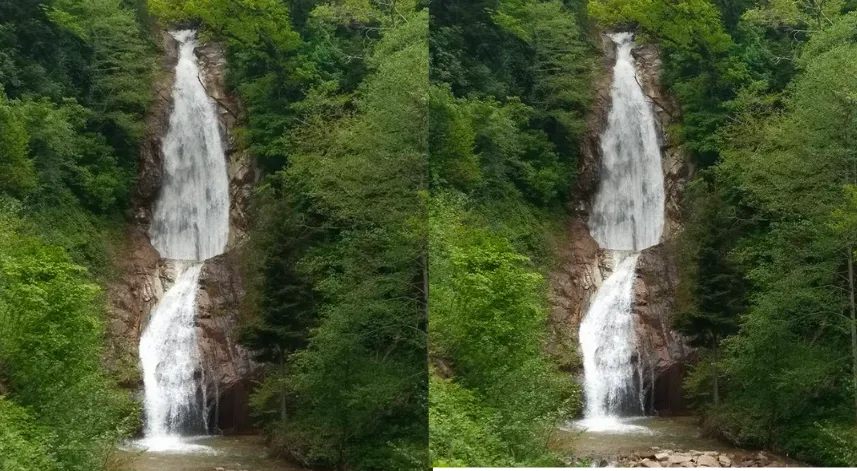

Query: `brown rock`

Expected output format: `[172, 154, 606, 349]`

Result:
[194, 41, 256, 251]
[105, 31, 260, 434]
[197, 251, 262, 432]
[548, 33, 694, 413]
[669, 454, 693, 465]
[696, 455, 720, 467]
[642, 459, 663, 468]
[718, 455, 732, 467]
[656, 453, 670, 461]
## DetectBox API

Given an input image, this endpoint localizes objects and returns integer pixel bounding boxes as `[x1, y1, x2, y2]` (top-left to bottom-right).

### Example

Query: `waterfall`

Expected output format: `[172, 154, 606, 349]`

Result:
[149, 30, 229, 262]
[579, 32, 664, 431]
[139, 263, 205, 439]
[580, 252, 641, 419]
[138, 30, 229, 451]
[589, 32, 664, 252]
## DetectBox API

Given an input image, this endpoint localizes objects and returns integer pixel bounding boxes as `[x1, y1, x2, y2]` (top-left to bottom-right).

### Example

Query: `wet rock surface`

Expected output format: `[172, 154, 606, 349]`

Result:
[634, 244, 693, 413]
[196, 41, 256, 249]
[198, 250, 261, 432]
[549, 33, 694, 411]
[106, 31, 260, 432]
[134, 30, 178, 222]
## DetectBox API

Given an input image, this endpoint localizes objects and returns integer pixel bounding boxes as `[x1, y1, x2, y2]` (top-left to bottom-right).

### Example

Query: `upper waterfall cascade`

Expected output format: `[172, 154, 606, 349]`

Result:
[579, 32, 665, 430]
[590, 32, 664, 252]
[150, 29, 229, 262]
[138, 29, 230, 451]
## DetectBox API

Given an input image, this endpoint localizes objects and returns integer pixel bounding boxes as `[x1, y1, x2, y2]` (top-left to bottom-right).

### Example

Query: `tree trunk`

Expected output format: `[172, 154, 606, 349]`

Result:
[848, 246, 857, 424]
[712, 333, 720, 406]
[280, 347, 287, 424]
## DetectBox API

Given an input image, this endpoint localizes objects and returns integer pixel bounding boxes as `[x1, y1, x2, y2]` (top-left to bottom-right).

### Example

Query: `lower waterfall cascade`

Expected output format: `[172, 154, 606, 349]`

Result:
[136, 29, 230, 451]
[578, 32, 666, 431]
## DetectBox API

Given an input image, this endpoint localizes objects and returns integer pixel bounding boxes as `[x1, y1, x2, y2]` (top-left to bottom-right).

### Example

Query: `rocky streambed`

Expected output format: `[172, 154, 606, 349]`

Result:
[554, 417, 801, 469]
[616, 448, 797, 468]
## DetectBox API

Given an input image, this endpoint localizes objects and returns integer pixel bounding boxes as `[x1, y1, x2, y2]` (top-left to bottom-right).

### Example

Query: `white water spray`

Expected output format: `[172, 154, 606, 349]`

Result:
[139, 264, 204, 437]
[579, 32, 665, 431]
[590, 33, 664, 252]
[138, 30, 229, 452]
[150, 30, 229, 262]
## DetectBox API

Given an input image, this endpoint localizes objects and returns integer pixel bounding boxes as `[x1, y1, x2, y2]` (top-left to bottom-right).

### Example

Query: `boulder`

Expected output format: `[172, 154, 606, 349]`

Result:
[669, 454, 693, 465]
[718, 455, 732, 467]
[642, 459, 663, 468]
[696, 455, 720, 467]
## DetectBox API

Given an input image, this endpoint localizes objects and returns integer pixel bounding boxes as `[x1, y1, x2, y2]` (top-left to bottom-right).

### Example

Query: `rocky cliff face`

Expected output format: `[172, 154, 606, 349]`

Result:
[549, 34, 694, 414]
[105, 31, 261, 432]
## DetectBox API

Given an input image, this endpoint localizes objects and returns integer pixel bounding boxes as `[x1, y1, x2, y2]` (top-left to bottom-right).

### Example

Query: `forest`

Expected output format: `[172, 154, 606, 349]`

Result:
[148, 1, 429, 469]
[1, 0, 425, 470]
[429, 0, 857, 467]
[428, 0, 594, 466]
[2, 0, 857, 469]
[588, 0, 857, 464]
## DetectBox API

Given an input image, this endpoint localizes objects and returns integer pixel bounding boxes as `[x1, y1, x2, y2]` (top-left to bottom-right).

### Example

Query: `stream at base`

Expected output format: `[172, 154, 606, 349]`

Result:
[120, 436, 305, 471]
[561, 417, 735, 456]
[554, 417, 803, 466]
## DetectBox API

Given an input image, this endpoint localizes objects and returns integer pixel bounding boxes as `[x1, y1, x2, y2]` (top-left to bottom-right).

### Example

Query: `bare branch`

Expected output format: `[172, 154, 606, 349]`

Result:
[634, 73, 674, 118]
[197, 73, 239, 119]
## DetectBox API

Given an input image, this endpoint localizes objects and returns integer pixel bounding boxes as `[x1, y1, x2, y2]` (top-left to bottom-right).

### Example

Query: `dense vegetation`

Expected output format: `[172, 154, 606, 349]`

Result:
[0, 0, 155, 469]
[147, 0, 429, 469]
[6, 0, 857, 469]
[590, 0, 857, 464]
[427, 0, 594, 466]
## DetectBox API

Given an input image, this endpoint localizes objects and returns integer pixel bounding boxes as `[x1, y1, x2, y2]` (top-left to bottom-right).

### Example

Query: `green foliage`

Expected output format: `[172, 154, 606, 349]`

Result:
[587, 0, 857, 463]
[493, 0, 594, 143]
[231, 4, 429, 469]
[0, 397, 58, 471]
[285, 13, 428, 469]
[0, 0, 155, 467]
[47, 0, 156, 154]
[429, 373, 508, 467]
[588, 0, 750, 164]
[429, 86, 481, 191]
[431, 87, 574, 205]
[0, 93, 36, 196]
[428, 193, 579, 467]
[432, 0, 593, 171]
[0, 202, 138, 470]
[0, 0, 155, 273]
[428, 1, 592, 465]
[675, 9, 857, 466]
[150, 0, 308, 170]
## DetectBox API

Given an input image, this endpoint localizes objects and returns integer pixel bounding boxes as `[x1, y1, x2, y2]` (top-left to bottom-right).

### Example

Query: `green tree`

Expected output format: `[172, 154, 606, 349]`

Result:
[0, 201, 137, 470]
[0, 93, 36, 196]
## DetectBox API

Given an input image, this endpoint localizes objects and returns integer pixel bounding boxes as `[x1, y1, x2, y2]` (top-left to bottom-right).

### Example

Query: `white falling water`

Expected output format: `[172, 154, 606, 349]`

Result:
[589, 32, 664, 252]
[137, 30, 229, 452]
[579, 253, 641, 419]
[578, 32, 664, 432]
[139, 263, 204, 439]
[149, 29, 229, 262]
